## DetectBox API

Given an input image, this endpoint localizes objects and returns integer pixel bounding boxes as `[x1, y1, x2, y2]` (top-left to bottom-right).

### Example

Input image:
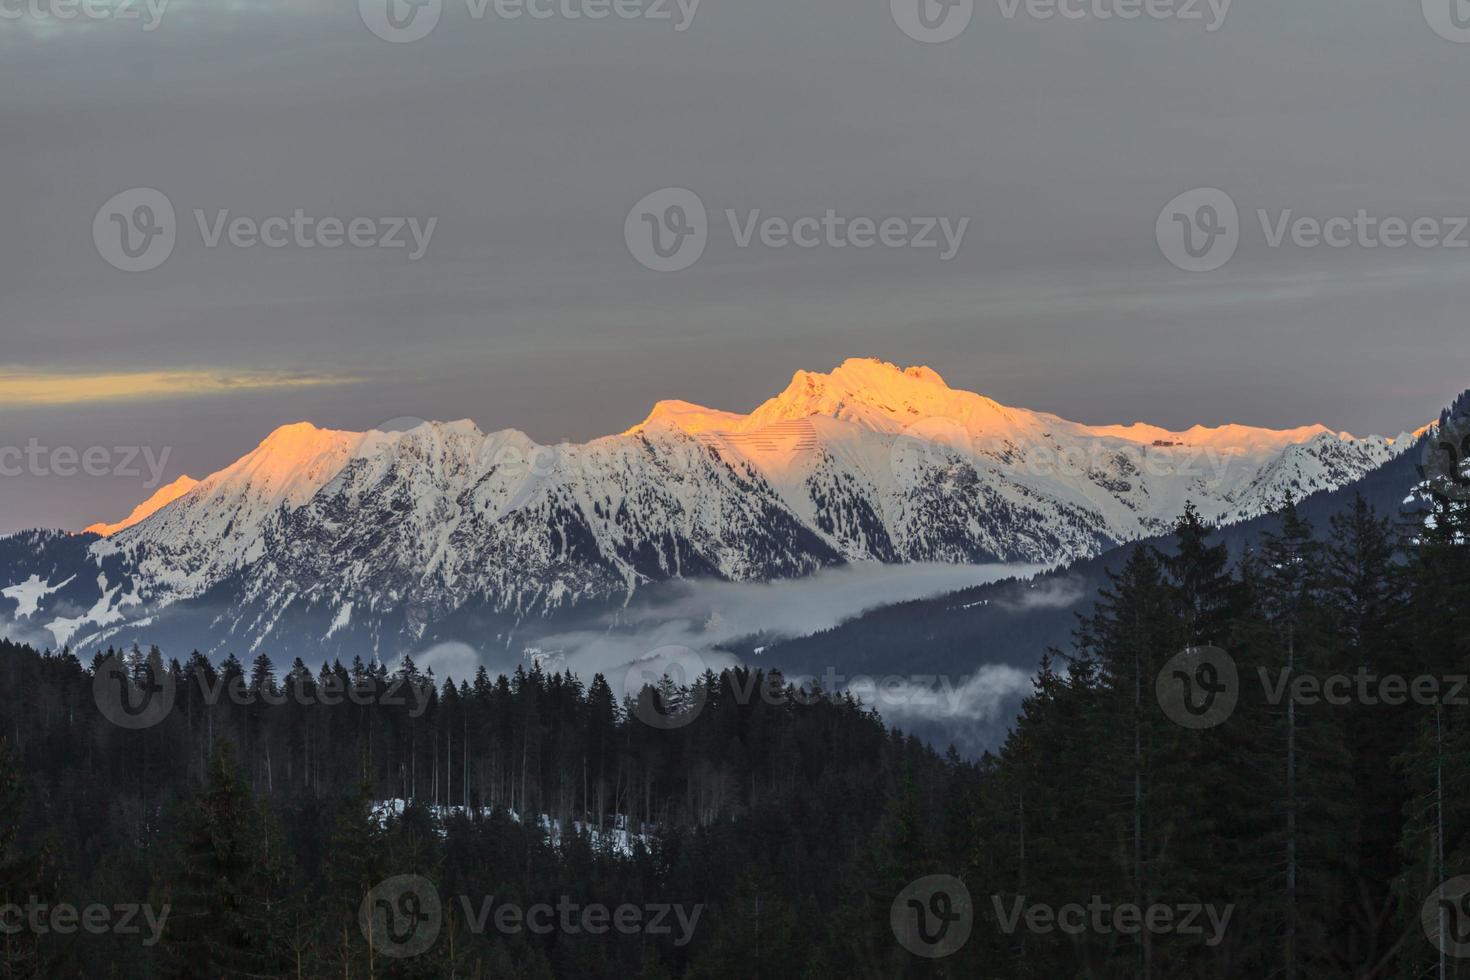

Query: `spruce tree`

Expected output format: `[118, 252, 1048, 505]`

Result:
[160, 741, 284, 979]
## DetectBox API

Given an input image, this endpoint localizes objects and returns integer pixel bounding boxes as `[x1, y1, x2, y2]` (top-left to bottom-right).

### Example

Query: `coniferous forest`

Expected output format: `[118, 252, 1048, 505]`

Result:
[1, 493, 1470, 977]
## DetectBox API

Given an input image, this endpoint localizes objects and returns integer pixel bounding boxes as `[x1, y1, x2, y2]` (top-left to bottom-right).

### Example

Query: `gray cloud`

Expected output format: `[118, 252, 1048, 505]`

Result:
[3, 0, 1467, 533]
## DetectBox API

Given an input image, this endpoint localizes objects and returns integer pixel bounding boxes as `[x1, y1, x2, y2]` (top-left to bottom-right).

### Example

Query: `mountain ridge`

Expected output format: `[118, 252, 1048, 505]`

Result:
[2, 358, 1411, 660]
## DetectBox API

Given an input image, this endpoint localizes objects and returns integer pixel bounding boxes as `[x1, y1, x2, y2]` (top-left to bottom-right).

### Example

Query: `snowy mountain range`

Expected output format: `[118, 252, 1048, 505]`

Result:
[0, 358, 1413, 661]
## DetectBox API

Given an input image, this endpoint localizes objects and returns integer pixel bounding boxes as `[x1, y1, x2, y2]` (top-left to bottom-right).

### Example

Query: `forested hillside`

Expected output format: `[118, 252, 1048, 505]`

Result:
[1, 487, 1469, 976]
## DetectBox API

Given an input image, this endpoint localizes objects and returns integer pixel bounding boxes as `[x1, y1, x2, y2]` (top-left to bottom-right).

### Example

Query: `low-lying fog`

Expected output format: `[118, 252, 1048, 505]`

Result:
[415, 562, 1057, 756]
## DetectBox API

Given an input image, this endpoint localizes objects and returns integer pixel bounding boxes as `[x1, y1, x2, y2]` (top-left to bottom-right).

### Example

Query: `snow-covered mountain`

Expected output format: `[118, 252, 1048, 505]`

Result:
[0, 358, 1411, 660]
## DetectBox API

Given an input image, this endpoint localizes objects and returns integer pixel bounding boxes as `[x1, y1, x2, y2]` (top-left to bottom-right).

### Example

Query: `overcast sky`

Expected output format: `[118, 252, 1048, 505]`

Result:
[3, 0, 1470, 532]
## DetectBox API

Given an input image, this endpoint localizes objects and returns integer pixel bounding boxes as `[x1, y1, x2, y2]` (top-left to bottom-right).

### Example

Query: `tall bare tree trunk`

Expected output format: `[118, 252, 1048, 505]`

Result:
[1286, 626, 1297, 980]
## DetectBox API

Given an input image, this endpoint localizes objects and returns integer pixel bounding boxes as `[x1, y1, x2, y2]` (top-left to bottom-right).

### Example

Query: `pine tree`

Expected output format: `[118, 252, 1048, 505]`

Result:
[1322, 493, 1411, 966]
[0, 741, 45, 979]
[1161, 503, 1239, 645]
[1249, 499, 1359, 976]
[159, 741, 284, 978]
[1077, 541, 1209, 978]
[1395, 479, 1470, 979]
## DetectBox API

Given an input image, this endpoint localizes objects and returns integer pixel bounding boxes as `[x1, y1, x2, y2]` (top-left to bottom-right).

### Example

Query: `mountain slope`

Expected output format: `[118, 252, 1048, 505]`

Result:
[82, 475, 200, 537]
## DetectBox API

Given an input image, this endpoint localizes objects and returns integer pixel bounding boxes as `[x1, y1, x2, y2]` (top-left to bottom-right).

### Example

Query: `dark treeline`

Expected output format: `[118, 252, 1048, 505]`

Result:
[1, 490, 1469, 977]
[0, 637, 983, 978]
[968, 492, 1470, 978]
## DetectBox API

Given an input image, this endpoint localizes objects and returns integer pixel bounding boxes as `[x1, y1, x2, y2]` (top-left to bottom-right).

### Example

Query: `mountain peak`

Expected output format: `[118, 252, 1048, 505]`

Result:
[192, 421, 365, 514]
[791, 358, 951, 395]
[745, 357, 1004, 434]
[830, 357, 948, 388]
[259, 420, 331, 444]
[627, 359, 968, 437]
[625, 400, 745, 436]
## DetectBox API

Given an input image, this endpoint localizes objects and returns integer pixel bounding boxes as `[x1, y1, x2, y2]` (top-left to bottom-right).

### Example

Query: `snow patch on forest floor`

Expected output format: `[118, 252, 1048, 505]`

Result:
[372, 798, 646, 857]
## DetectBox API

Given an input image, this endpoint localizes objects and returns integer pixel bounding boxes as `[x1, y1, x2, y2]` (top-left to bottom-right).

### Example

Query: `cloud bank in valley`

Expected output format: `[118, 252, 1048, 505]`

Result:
[522, 561, 1044, 674]
[410, 562, 1051, 754]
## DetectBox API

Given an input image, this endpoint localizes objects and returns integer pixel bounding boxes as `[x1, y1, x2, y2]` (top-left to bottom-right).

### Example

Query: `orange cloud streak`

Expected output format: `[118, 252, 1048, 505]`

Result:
[0, 369, 356, 406]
